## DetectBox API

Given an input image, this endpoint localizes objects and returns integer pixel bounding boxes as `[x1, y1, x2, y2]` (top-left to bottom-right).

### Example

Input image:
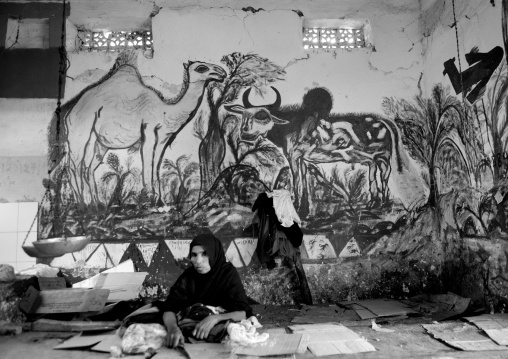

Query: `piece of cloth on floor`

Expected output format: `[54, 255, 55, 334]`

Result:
[227, 319, 269, 346]
[121, 323, 167, 354]
[267, 189, 301, 227]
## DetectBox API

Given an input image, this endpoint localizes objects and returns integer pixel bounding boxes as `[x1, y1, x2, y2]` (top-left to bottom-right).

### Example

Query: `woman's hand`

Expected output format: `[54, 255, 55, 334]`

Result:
[192, 315, 220, 340]
[162, 311, 184, 348]
[165, 326, 184, 348]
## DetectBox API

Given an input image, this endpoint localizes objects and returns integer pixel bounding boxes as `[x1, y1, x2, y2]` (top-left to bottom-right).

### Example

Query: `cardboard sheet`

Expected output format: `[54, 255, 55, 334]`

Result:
[291, 305, 345, 324]
[464, 314, 508, 346]
[27, 318, 120, 332]
[464, 313, 508, 330]
[149, 347, 188, 359]
[423, 322, 506, 351]
[182, 343, 231, 359]
[288, 323, 376, 356]
[339, 299, 417, 319]
[404, 292, 470, 320]
[484, 328, 508, 346]
[348, 304, 379, 320]
[73, 259, 135, 289]
[19, 286, 109, 313]
[54, 331, 115, 349]
[94, 272, 148, 302]
[90, 333, 123, 352]
[38, 277, 66, 290]
[233, 355, 295, 359]
[233, 333, 308, 357]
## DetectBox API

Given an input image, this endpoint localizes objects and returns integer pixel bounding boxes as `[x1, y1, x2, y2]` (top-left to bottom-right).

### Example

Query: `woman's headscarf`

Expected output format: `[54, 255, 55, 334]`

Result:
[189, 233, 226, 272]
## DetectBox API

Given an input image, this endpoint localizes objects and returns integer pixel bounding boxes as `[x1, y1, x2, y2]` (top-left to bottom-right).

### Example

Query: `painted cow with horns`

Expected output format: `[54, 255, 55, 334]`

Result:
[221, 87, 292, 190]
[267, 87, 407, 217]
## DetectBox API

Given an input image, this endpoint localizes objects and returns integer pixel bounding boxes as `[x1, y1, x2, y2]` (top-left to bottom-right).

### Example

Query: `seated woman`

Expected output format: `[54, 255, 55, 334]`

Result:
[158, 233, 252, 348]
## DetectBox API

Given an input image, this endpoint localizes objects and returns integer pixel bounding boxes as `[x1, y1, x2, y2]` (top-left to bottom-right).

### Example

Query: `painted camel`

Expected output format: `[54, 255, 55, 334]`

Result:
[49, 51, 226, 204]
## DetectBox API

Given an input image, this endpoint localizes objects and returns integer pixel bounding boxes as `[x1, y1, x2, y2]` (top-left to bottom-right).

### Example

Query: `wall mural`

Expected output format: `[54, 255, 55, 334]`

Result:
[43, 24, 508, 303]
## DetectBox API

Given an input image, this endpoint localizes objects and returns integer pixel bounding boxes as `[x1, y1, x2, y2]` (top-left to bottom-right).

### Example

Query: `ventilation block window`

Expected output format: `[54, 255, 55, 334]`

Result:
[78, 30, 152, 52]
[303, 27, 365, 49]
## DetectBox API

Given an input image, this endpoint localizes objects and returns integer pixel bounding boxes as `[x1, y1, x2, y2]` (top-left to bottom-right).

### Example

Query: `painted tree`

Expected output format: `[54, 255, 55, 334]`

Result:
[483, 60, 508, 183]
[333, 166, 368, 215]
[383, 84, 475, 207]
[198, 52, 285, 196]
[100, 154, 140, 208]
[161, 155, 200, 212]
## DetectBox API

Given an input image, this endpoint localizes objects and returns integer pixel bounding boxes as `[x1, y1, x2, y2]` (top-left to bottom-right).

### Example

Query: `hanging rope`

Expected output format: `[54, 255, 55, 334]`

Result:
[451, 0, 464, 101]
[50, 0, 69, 238]
[55, 0, 67, 143]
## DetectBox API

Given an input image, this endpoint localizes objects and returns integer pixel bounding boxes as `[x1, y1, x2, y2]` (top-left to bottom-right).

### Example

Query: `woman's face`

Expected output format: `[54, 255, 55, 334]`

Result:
[190, 245, 211, 274]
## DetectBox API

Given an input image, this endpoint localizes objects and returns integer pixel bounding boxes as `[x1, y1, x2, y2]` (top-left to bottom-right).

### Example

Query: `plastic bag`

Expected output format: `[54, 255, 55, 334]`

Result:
[226, 316, 269, 347]
[18, 264, 59, 277]
[121, 323, 167, 354]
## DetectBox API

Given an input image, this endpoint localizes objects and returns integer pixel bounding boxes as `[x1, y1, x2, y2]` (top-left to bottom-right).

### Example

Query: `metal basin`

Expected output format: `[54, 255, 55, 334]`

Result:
[32, 236, 91, 257]
[21, 245, 55, 258]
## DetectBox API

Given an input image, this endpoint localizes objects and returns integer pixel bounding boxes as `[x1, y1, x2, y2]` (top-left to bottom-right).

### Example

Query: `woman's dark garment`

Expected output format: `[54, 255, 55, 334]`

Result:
[177, 303, 230, 343]
[156, 233, 253, 317]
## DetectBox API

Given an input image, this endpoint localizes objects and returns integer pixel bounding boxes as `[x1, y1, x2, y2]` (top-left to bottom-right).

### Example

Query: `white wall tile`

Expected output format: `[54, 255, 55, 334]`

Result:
[18, 202, 38, 232]
[0, 203, 18, 232]
[0, 232, 18, 263]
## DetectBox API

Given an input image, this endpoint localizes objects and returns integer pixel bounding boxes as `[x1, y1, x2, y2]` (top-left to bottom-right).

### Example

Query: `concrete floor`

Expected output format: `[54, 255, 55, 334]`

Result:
[1, 306, 508, 359]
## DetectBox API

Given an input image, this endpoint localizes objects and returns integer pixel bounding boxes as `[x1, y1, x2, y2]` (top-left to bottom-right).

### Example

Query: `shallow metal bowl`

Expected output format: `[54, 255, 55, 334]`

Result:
[21, 245, 55, 258]
[32, 236, 91, 257]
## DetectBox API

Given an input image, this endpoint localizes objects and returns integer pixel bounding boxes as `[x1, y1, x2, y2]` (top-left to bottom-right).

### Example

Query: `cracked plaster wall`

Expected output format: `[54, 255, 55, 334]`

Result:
[0, 2, 422, 195]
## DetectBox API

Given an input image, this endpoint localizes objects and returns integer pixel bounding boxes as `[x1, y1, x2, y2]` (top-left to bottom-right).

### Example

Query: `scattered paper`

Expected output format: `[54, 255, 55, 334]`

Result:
[339, 299, 417, 319]
[73, 259, 135, 289]
[464, 313, 508, 346]
[54, 332, 115, 349]
[464, 313, 508, 331]
[179, 343, 231, 359]
[93, 272, 147, 302]
[289, 323, 376, 356]
[371, 320, 395, 333]
[90, 333, 123, 352]
[484, 328, 508, 346]
[423, 322, 505, 351]
[233, 333, 308, 356]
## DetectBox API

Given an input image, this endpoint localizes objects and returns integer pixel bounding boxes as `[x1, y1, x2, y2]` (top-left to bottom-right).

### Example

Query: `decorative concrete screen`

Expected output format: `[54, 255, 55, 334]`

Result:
[78, 30, 153, 52]
[303, 27, 365, 49]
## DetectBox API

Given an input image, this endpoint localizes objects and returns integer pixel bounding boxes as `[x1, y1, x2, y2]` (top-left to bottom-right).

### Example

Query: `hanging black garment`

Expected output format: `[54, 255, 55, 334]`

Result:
[252, 193, 303, 264]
